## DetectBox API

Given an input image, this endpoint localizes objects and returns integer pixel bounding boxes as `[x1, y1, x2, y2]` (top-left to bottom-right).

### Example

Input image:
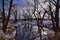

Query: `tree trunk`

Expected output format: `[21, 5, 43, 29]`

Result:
[2, 0, 13, 33]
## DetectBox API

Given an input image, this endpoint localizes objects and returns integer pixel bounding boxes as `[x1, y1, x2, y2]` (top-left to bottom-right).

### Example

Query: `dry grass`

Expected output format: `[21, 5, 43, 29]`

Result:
[0, 36, 5, 40]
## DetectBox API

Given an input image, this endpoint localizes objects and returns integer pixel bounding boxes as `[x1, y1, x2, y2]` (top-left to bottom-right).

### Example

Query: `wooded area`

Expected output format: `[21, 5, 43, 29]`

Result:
[0, 0, 60, 40]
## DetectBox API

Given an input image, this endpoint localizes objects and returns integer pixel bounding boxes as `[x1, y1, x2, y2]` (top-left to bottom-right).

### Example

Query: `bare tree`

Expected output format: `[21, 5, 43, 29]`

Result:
[39, 0, 60, 40]
[11, 4, 18, 23]
[2, 0, 13, 33]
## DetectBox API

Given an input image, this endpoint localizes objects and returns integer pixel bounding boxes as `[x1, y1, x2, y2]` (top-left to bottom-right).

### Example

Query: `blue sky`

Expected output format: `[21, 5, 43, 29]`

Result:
[14, 0, 26, 3]
[14, 0, 27, 7]
[0, 0, 27, 8]
[0, 0, 2, 9]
